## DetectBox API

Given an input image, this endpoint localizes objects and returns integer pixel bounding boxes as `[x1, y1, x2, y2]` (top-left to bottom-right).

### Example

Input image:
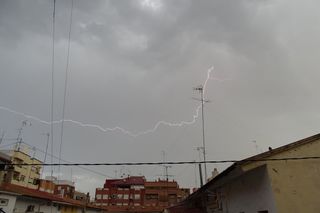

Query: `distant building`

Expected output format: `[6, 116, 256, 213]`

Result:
[74, 191, 90, 202]
[144, 179, 190, 207]
[167, 133, 320, 213]
[0, 145, 42, 189]
[38, 179, 55, 194]
[0, 151, 12, 182]
[95, 176, 189, 212]
[95, 176, 146, 207]
[53, 179, 75, 199]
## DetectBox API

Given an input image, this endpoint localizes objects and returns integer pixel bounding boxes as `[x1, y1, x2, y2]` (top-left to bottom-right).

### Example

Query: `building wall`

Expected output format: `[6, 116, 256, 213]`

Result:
[96, 178, 189, 209]
[55, 184, 75, 198]
[0, 193, 17, 213]
[13, 196, 59, 213]
[14, 197, 99, 213]
[7, 150, 42, 190]
[218, 165, 276, 213]
[39, 179, 55, 194]
[264, 139, 320, 213]
[60, 206, 78, 213]
[96, 187, 144, 206]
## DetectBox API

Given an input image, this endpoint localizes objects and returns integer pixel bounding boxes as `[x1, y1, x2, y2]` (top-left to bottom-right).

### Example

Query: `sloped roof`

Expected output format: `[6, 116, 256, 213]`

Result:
[0, 183, 101, 210]
[0, 152, 11, 162]
[240, 133, 320, 164]
[175, 132, 320, 205]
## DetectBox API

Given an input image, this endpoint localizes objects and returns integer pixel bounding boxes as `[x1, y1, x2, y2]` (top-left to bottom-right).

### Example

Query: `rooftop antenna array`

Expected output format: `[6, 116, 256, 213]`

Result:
[16, 120, 32, 151]
[157, 151, 173, 181]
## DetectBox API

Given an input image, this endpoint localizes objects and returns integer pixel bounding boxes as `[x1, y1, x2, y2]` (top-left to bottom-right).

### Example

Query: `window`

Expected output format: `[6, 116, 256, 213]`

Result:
[20, 175, 25, 182]
[135, 194, 140, 199]
[13, 171, 20, 181]
[123, 194, 129, 199]
[146, 194, 158, 200]
[33, 178, 40, 185]
[15, 158, 23, 168]
[131, 185, 144, 190]
[0, 199, 8, 206]
[103, 194, 108, 199]
[28, 178, 34, 184]
[96, 194, 102, 199]
[26, 205, 35, 212]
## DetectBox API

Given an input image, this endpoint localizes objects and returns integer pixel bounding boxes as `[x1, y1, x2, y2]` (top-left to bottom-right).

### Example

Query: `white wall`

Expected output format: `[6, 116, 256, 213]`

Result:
[14, 197, 60, 213]
[0, 193, 101, 213]
[0, 193, 17, 213]
[220, 166, 276, 213]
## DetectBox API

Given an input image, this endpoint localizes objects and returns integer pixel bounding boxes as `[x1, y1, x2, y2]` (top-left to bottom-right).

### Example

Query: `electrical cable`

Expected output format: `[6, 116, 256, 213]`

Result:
[50, 0, 56, 180]
[58, 0, 74, 181]
[4, 156, 320, 167]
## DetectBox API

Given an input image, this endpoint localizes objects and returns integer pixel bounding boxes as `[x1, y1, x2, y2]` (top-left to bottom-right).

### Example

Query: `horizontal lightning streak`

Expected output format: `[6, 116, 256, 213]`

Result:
[0, 67, 219, 137]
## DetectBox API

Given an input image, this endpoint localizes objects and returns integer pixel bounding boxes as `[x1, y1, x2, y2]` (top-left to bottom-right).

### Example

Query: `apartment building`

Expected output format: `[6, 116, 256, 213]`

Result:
[95, 176, 189, 212]
[1, 145, 42, 189]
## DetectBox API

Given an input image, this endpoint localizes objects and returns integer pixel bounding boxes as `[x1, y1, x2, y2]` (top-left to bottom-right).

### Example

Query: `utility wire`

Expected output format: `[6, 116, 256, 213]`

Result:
[58, 0, 74, 180]
[50, 2, 56, 213]
[4, 156, 320, 167]
[50, 0, 56, 179]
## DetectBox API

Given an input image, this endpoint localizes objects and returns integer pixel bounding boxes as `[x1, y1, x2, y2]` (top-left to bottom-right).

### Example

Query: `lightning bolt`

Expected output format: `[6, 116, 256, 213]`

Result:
[0, 66, 220, 137]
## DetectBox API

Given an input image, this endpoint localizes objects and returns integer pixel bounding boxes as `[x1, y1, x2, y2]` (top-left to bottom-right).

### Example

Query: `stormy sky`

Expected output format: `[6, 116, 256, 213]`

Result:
[1, 0, 320, 195]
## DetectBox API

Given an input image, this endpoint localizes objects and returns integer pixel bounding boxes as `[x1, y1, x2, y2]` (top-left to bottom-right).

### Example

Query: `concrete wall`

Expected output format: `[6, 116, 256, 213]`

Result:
[265, 138, 320, 213]
[0, 193, 17, 213]
[15, 198, 102, 213]
[219, 165, 276, 213]
[14, 197, 59, 213]
[0, 192, 102, 213]
[9, 150, 42, 190]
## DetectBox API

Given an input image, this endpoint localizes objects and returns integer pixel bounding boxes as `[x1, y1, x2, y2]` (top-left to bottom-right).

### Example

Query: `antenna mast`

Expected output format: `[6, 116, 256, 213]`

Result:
[193, 85, 209, 182]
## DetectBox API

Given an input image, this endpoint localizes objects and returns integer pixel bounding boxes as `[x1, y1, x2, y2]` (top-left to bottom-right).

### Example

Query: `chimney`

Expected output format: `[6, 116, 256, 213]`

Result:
[212, 168, 219, 178]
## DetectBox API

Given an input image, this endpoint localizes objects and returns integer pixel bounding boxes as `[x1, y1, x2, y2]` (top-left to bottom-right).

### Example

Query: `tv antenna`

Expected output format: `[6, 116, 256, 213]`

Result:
[16, 120, 32, 151]
[193, 85, 210, 182]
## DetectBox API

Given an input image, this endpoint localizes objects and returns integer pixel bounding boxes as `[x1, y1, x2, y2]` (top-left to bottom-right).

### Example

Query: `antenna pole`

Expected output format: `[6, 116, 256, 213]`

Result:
[0, 131, 5, 145]
[194, 86, 208, 182]
[198, 164, 203, 187]
[200, 87, 208, 182]
[42, 133, 50, 178]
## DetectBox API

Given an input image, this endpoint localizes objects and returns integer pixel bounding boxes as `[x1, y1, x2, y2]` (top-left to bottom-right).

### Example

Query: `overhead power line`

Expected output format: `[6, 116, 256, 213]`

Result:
[59, 0, 74, 180]
[4, 156, 320, 167]
[50, 0, 56, 179]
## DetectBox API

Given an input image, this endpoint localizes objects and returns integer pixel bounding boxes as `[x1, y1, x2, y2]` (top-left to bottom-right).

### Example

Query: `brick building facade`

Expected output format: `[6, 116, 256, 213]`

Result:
[95, 176, 189, 211]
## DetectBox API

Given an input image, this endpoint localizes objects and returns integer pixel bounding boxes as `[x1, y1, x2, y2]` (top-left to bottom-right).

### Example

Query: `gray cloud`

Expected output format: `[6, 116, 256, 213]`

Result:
[1, 0, 320, 195]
